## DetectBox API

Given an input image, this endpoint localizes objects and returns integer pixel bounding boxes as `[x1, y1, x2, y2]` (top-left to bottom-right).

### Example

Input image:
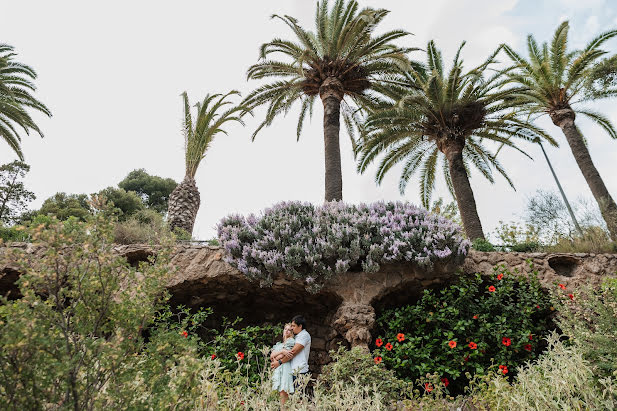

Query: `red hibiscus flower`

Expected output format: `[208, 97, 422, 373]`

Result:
[498, 365, 509, 374]
[441, 377, 450, 387]
[488, 286, 496, 292]
[559, 283, 566, 290]
[497, 273, 504, 280]
[211, 354, 216, 360]
[237, 352, 244, 360]
[529, 334, 533, 340]
[181, 330, 188, 338]
[448, 340, 457, 348]
[374, 356, 382, 364]
[473, 315, 478, 319]
[397, 333, 405, 342]
[385, 342, 393, 351]
[468, 342, 477, 349]
[424, 383, 433, 393]
[568, 294, 574, 300]
[375, 338, 383, 347]
[536, 305, 540, 309]
[502, 337, 511, 347]
[524, 344, 532, 351]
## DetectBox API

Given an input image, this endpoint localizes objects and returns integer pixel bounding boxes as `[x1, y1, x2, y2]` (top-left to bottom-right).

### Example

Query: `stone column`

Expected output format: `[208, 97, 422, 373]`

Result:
[331, 302, 375, 349]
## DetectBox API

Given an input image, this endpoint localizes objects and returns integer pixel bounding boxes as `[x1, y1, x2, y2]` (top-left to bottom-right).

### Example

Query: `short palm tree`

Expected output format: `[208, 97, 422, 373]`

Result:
[167, 91, 248, 235]
[357, 41, 554, 240]
[0, 44, 51, 160]
[502, 22, 617, 240]
[244, 0, 413, 202]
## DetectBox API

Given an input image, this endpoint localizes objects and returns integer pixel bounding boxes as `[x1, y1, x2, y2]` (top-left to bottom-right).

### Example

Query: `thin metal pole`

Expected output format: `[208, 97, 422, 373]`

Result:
[537, 140, 584, 236]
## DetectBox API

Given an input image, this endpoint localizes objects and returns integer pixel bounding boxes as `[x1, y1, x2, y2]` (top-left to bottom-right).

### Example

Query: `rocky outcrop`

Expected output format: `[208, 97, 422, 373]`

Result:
[2, 243, 616, 372]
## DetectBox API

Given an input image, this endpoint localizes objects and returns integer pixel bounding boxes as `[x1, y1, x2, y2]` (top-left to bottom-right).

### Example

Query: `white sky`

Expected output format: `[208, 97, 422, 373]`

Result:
[2, 0, 617, 241]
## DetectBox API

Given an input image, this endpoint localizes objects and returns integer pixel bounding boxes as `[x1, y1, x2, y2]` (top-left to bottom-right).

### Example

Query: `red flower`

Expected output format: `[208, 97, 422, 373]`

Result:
[536, 305, 540, 309]
[181, 330, 188, 338]
[568, 294, 574, 300]
[441, 377, 450, 387]
[559, 283, 566, 290]
[385, 342, 393, 351]
[529, 334, 533, 340]
[524, 344, 532, 351]
[237, 352, 244, 360]
[397, 333, 405, 342]
[374, 356, 382, 364]
[502, 337, 511, 347]
[463, 355, 470, 362]
[424, 383, 433, 393]
[497, 273, 504, 280]
[448, 340, 457, 348]
[473, 315, 478, 319]
[211, 354, 216, 360]
[375, 338, 383, 347]
[498, 365, 509, 374]
[488, 286, 496, 292]
[468, 342, 477, 349]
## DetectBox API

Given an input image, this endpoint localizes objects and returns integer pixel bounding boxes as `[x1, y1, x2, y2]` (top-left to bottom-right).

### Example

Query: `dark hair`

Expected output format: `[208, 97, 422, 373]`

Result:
[291, 315, 306, 330]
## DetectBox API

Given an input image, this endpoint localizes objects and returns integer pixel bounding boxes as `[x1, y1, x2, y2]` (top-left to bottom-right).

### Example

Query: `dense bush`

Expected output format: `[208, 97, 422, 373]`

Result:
[472, 238, 495, 251]
[373, 265, 555, 394]
[319, 346, 412, 404]
[218, 201, 470, 291]
[113, 208, 179, 244]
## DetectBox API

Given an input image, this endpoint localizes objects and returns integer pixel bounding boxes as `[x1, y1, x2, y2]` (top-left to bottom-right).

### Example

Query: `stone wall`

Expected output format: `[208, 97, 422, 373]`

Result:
[2, 243, 617, 374]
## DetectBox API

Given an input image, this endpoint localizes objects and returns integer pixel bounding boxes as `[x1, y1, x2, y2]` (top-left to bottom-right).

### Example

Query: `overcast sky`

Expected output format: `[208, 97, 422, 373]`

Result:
[2, 0, 617, 240]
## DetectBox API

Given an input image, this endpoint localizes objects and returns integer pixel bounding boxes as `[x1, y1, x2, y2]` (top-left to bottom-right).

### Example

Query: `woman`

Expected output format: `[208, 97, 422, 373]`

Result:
[271, 323, 295, 405]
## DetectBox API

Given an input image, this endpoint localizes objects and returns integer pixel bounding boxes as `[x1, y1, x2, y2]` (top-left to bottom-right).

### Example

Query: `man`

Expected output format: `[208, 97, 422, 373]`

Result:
[271, 315, 311, 386]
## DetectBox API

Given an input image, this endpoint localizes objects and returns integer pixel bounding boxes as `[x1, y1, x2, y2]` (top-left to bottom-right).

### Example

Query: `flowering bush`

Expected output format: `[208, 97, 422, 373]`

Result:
[218, 201, 470, 291]
[373, 265, 555, 394]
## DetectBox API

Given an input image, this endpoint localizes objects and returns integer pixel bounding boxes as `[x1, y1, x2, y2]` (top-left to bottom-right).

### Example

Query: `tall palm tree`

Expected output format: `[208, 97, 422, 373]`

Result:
[502, 22, 617, 240]
[0, 44, 51, 160]
[357, 41, 554, 240]
[167, 91, 247, 235]
[244, 0, 413, 202]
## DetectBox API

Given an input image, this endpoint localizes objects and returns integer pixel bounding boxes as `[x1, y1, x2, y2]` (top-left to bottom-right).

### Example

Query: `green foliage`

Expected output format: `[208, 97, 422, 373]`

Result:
[556, 278, 617, 379]
[0, 44, 51, 160]
[0, 161, 35, 225]
[118, 169, 177, 214]
[319, 346, 412, 404]
[0, 225, 29, 242]
[374, 266, 554, 394]
[472, 238, 495, 252]
[95, 186, 144, 221]
[113, 208, 175, 244]
[34, 192, 93, 222]
[0, 213, 175, 409]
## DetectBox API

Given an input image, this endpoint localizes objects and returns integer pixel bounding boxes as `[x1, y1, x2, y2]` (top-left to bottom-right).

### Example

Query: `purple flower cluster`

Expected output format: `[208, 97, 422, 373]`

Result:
[217, 201, 470, 292]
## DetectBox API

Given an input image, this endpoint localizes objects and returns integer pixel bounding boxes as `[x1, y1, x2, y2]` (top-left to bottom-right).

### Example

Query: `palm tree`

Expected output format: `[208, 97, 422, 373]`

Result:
[244, 0, 413, 202]
[167, 91, 247, 235]
[0, 44, 51, 160]
[502, 22, 617, 240]
[357, 41, 554, 240]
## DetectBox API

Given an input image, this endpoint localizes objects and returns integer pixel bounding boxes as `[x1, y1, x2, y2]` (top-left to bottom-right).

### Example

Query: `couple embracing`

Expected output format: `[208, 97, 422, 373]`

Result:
[270, 315, 311, 406]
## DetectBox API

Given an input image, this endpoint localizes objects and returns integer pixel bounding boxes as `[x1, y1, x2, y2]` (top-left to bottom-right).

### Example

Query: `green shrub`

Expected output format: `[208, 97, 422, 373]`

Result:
[472, 238, 495, 252]
[113, 209, 174, 244]
[373, 265, 555, 394]
[511, 241, 540, 252]
[0, 225, 29, 242]
[318, 346, 412, 404]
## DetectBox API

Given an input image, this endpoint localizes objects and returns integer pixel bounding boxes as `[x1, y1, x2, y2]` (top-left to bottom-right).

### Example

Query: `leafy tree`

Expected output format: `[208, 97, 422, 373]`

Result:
[118, 169, 177, 214]
[357, 41, 553, 240]
[94, 187, 144, 221]
[244, 0, 412, 201]
[34, 192, 92, 222]
[502, 21, 617, 240]
[167, 91, 247, 235]
[0, 44, 51, 160]
[0, 161, 35, 225]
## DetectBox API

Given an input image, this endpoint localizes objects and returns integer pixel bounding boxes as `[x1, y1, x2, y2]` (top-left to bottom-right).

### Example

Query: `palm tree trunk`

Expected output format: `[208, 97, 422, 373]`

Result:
[550, 108, 617, 241]
[442, 141, 485, 240]
[320, 77, 344, 202]
[167, 177, 201, 236]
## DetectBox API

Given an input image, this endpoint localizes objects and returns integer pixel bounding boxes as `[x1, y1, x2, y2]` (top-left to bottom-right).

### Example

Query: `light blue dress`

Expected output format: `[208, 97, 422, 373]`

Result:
[272, 338, 295, 393]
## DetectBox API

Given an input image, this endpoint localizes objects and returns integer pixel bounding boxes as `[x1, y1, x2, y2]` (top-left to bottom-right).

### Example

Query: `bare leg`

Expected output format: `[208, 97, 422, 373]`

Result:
[280, 390, 288, 407]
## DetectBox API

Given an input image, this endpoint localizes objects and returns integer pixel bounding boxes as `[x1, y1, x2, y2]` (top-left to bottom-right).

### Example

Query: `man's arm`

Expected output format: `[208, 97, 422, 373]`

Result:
[270, 343, 304, 369]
